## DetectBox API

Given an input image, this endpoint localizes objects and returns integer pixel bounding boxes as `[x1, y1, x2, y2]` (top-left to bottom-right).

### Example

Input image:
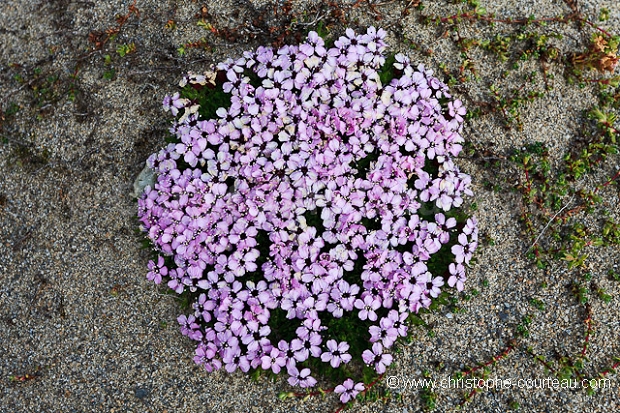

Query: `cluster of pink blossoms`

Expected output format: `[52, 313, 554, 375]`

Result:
[138, 27, 477, 398]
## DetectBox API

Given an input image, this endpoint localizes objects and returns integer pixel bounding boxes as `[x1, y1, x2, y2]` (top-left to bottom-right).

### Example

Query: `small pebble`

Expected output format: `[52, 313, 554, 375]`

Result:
[134, 388, 149, 400]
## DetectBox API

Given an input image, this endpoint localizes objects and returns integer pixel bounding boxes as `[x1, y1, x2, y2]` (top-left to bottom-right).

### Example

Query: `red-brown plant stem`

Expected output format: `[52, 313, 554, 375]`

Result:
[575, 17, 615, 39]
[489, 86, 511, 123]
[434, 9, 615, 40]
[363, 373, 386, 391]
[527, 350, 558, 375]
[521, 210, 541, 257]
[458, 344, 515, 407]
[594, 169, 620, 193]
[88, 0, 139, 50]
[523, 160, 534, 201]
[519, 156, 542, 257]
[461, 344, 516, 377]
[579, 304, 593, 359]
[544, 237, 597, 255]
[460, 388, 479, 406]
[598, 358, 620, 378]
[436, 11, 579, 26]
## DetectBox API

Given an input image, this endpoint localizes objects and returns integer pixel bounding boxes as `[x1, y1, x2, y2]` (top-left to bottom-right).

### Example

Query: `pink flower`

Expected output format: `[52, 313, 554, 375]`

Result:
[146, 256, 168, 284]
[261, 347, 286, 374]
[334, 378, 364, 403]
[287, 366, 317, 388]
[139, 26, 477, 389]
[320, 340, 352, 368]
[362, 342, 393, 374]
[354, 294, 381, 321]
[448, 263, 466, 292]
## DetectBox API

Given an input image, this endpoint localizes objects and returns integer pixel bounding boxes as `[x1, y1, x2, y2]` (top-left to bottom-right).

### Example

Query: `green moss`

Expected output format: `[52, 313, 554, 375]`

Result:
[378, 52, 397, 86]
[179, 71, 232, 121]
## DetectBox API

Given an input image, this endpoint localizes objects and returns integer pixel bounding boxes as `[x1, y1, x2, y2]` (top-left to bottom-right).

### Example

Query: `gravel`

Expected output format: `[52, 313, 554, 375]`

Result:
[1, 0, 619, 412]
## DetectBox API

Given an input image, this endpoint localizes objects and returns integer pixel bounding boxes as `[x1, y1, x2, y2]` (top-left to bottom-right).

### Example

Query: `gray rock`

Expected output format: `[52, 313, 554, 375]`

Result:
[134, 387, 149, 400]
